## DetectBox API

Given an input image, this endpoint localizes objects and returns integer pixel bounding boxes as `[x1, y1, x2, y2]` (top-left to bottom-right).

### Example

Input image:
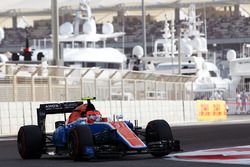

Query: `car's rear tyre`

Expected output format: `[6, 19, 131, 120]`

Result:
[146, 119, 173, 157]
[17, 125, 43, 159]
[68, 126, 94, 161]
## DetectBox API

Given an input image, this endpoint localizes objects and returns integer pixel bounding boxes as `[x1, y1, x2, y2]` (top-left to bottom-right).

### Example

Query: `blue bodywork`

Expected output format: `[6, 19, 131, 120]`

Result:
[53, 119, 86, 147]
[52, 119, 146, 150]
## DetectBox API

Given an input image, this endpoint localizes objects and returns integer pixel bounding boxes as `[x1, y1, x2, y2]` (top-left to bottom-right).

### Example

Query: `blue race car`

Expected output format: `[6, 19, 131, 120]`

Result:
[17, 97, 180, 161]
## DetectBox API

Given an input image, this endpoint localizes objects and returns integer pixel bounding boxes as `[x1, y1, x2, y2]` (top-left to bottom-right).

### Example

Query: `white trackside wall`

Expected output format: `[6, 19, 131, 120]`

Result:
[0, 100, 197, 137]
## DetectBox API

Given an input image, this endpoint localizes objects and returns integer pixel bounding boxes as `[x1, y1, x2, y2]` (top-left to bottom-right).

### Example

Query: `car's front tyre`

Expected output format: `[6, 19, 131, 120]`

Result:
[68, 126, 95, 161]
[146, 119, 173, 157]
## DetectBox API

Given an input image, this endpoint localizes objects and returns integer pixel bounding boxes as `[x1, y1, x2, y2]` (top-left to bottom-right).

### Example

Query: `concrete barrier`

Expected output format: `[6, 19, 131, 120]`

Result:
[0, 100, 197, 137]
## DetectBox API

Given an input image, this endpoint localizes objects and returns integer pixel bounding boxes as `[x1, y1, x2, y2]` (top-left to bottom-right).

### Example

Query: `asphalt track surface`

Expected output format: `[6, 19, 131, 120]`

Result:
[1, 115, 250, 167]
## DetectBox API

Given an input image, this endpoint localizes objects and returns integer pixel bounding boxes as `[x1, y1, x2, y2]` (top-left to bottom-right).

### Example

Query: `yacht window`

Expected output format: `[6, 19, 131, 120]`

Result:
[157, 44, 164, 52]
[87, 62, 120, 69]
[86, 62, 96, 67]
[156, 64, 196, 71]
[107, 63, 120, 69]
[64, 62, 75, 67]
[209, 71, 217, 77]
[64, 62, 120, 69]
[182, 64, 196, 69]
[156, 64, 178, 70]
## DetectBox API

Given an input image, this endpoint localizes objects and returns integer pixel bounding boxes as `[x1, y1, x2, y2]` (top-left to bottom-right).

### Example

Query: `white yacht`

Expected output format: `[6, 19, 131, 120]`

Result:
[26, 0, 127, 69]
[227, 45, 250, 95]
[142, 4, 230, 94]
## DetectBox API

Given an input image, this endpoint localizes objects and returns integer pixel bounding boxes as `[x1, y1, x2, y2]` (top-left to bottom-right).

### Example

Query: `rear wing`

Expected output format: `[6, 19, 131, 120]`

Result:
[37, 101, 83, 133]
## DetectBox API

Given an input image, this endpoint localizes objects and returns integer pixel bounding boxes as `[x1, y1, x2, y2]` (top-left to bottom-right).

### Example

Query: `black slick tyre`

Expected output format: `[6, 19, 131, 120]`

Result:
[68, 126, 94, 161]
[17, 125, 43, 159]
[146, 119, 173, 157]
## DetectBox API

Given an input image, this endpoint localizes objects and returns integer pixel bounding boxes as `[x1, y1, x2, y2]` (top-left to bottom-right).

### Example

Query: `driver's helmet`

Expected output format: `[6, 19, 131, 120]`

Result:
[86, 110, 102, 123]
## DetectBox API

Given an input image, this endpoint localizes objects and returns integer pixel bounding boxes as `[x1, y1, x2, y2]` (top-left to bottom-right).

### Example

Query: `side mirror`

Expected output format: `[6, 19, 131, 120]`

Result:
[116, 115, 123, 121]
[55, 121, 65, 129]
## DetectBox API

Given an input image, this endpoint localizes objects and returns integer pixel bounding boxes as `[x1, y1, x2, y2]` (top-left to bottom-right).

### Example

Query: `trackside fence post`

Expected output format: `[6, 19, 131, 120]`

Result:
[65, 77, 68, 101]
[48, 77, 52, 101]
[13, 75, 17, 102]
[109, 79, 112, 100]
[31, 77, 35, 101]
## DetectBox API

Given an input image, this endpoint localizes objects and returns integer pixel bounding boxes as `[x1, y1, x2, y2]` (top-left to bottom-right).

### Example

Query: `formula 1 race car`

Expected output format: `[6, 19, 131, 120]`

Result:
[17, 97, 180, 161]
